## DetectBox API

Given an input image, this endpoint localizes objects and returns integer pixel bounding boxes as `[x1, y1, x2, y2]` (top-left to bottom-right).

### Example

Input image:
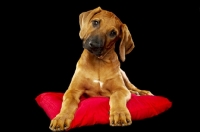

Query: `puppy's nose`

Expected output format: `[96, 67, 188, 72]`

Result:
[89, 41, 98, 48]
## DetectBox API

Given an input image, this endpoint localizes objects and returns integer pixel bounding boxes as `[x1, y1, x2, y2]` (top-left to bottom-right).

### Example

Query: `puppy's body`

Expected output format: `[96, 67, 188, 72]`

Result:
[49, 7, 152, 131]
[76, 49, 121, 97]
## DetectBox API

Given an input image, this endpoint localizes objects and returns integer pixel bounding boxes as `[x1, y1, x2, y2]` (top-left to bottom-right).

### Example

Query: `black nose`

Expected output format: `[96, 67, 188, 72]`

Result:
[89, 41, 99, 48]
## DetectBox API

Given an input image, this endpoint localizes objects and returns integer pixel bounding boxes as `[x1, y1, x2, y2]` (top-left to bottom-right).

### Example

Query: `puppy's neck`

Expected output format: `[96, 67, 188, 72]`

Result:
[77, 49, 121, 81]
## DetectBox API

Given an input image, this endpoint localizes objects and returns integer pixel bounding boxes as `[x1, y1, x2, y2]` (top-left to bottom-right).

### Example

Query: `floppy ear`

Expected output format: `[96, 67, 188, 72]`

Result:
[119, 24, 135, 62]
[79, 7, 102, 39]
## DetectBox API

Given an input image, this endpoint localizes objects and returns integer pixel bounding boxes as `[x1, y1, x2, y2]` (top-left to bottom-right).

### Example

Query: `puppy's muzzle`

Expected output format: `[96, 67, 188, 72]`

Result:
[83, 35, 105, 57]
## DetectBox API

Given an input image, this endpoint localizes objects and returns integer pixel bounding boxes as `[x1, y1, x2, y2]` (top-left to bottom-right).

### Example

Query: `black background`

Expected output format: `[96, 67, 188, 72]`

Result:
[8, 1, 198, 132]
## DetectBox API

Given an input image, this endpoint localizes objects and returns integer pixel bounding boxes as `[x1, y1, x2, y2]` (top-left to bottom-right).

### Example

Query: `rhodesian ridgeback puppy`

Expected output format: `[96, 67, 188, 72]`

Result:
[49, 7, 152, 131]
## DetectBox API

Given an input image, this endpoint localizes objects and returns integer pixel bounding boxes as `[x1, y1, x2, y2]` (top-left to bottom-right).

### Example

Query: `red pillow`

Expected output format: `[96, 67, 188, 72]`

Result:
[35, 92, 172, 131]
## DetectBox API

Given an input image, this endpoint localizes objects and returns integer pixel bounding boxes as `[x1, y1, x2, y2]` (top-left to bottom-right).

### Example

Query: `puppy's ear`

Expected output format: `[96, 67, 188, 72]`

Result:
[119, 24, 135, 62]
[79, 7, 102, 39]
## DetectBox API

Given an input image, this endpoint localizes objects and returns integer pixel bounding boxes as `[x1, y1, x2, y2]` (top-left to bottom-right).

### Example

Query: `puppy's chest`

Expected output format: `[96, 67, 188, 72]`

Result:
[77, 58, 118, 96]
[84, 77, 111, 97]
[93, 79, 104, 88]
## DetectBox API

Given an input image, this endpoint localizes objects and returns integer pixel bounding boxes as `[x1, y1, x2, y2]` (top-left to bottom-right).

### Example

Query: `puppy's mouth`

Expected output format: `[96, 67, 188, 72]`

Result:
[84, 43, 113, 60]
[83, 43, 104, 58]
[97, 54, 104, 59]
[98, 56, 103, 59]
[87, 48, 104, 59]
[97, 50, 110, 59]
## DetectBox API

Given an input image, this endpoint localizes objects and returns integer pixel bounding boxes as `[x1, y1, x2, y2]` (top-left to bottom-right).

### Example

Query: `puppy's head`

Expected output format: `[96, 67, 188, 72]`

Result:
[79, 7, 134, 62]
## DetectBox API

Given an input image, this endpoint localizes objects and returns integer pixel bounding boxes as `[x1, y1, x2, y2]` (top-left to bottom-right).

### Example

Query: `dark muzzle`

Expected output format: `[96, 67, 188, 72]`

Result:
[83, 35, 105, 57]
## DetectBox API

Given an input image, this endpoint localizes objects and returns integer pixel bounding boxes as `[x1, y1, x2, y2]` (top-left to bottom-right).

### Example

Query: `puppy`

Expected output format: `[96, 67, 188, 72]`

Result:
[49, 7, 152, 131]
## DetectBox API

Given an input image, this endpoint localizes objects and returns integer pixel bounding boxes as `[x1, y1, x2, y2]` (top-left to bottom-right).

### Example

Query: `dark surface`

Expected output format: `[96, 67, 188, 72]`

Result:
[9, 1, 194, 132]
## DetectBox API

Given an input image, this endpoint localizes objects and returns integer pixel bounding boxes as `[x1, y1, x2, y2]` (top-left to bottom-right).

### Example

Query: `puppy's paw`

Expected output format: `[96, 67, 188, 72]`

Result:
[130, 90, 153, 96]
[138, 90, 153, 96]
[109, 108, 132, 127]
[49, 114, 73, 131]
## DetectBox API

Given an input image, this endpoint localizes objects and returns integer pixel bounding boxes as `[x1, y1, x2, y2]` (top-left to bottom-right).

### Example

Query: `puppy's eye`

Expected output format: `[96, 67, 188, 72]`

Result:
[110, 30, 117, 37]
[92, 20, 99, 27]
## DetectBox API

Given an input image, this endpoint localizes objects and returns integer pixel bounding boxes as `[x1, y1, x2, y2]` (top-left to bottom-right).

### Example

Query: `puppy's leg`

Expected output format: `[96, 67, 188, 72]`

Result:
[120, 69, 153, 95]
[49, 81, 84, 131]
[109, 88, 132, 126]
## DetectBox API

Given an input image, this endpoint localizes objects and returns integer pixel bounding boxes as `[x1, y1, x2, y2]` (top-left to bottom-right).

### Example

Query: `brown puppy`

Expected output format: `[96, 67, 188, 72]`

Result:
[49, 7, 152, 131]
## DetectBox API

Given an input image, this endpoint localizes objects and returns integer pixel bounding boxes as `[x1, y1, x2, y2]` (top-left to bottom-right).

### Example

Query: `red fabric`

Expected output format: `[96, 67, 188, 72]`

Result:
[35, 92, 172, 130]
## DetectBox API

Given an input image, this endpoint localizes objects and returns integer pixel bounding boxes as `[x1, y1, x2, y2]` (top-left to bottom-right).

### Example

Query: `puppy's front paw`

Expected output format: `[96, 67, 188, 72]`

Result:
[49, 114, 73, 131]
[109, 108, 132, 127]
[138, 90, 153, 96]
[130, 90, 153, 96]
